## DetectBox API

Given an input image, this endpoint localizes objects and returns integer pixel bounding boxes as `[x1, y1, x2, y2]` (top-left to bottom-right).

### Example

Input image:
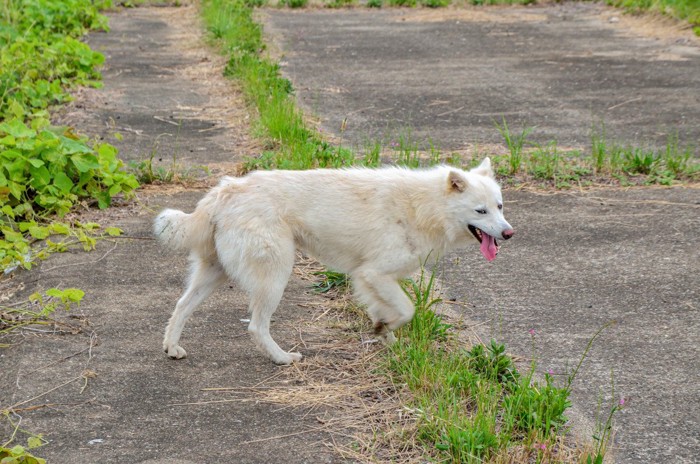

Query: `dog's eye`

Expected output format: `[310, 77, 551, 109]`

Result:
[498, 204, 503, 210]
[475, 208, 487, 215]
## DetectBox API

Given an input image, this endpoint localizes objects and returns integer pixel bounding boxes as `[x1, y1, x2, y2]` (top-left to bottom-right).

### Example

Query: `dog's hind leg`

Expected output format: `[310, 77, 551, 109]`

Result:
[352, 270, 415, 344]
[163, 254, 227, 359]
[233, 236, 299, 365]
[246, 277, 301, 365]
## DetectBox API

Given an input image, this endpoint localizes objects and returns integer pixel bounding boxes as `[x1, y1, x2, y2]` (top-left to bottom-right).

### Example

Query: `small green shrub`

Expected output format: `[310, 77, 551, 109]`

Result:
[325, 0, 355, 7]
[467, 340, 520, 385]
[495, 117, 532, 175]
[283, 0, 308, 7]
[420, 0, 450, 7]
[501, 370, 571, 436]
[388, 0, 417, 6]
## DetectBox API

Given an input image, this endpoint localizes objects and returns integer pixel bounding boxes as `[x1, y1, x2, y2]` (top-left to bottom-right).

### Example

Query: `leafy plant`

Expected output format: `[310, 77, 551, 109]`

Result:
[0, 118, 137, 271]
[282, 0, 308, 8]
[1, 287, 85, 344]
[420, 0, 450, 7]
[501, 369, 571, 436]
[0, 0, 139, 273]
[388, 0, 417, 6]
[467, 340, 520, 385]
[313, 270, 349, 293]
[623, 147, 659, 175]
[325, 0, 355, 7]
[0, 0, 111, 121]
[495, 117, 532, 175]
[0, 444, 46, 464]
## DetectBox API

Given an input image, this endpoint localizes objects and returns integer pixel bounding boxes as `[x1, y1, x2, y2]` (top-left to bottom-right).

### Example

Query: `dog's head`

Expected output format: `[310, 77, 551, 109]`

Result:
[445, 158, 514, 261]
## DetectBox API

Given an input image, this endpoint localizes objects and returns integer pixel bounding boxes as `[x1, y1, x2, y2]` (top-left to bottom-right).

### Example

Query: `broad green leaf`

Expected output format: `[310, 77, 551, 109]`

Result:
[79, 222, 100, 231]
[0, 135, 16, 146]
[29, 165, 51, 188]
[8, 99, 24, 119]
[8, 181, 23, 201]
[28, 225, 50, 240]
[1, 228, 24, 243]
[27, 436, 43, 449]
[95, 191, 110, 209]
[53, 172, 74, 194]
[45, 288, 63, 298]
[104, 227, 123, 237]
[108, 183, 122, 196]
[71, 153, 100, 172]
[62, 288, 85, 303]
[0, 119, 35, 139]
[49, 222, 71, 235]
[62, 137, 93, 155]
[27, 158, 44, 168]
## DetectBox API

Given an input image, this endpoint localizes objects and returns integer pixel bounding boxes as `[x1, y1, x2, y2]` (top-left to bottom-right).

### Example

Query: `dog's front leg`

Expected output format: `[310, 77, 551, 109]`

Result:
[352, 270, 415, 343]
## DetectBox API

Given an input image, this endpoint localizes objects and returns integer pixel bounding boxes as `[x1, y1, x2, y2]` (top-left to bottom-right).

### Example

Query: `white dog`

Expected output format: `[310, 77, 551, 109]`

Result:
[154, 158, 513, 364]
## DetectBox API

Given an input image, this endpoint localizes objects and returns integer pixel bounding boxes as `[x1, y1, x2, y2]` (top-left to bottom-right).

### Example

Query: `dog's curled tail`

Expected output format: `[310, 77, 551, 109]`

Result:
[154, 208, 210, 252]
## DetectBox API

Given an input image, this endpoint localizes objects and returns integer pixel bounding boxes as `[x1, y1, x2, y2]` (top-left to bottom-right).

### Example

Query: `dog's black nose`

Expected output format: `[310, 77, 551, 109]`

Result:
[502, 229, 514, 240]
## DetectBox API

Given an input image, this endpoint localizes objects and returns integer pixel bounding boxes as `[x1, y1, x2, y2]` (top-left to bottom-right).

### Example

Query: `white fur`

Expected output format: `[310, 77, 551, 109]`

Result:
[155, 158, 513, 364]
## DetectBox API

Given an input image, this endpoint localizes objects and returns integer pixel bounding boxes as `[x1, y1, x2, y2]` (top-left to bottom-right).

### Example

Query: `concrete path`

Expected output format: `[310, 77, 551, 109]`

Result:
[263, 5, 700, 463]
[264, 4, 700, 151]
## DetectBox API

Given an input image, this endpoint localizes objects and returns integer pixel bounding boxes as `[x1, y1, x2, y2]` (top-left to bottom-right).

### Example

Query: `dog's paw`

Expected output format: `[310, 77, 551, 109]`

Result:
[379, 331, 397, 345]
[272, 351, 302, 365]
[164, 344, 187, 360]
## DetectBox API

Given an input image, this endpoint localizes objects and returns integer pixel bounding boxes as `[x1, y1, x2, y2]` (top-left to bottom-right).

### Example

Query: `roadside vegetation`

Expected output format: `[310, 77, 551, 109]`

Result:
[1, 1, 137, 458]
[305, 265, 622, 462]
[0, 0, 139, 274]
[387, 268, 619, 462]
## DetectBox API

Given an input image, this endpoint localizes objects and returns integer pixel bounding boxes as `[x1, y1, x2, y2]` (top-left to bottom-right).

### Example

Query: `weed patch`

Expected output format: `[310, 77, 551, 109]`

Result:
[379, 267, 621, 462]
[0, 287, 85, 347]
[0, 0, 140, 273]
[489, 119, 699, 187]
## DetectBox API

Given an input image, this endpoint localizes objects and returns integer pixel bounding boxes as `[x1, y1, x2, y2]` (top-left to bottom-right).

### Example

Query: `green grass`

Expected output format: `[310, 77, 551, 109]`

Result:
[375, 266, 619, 462]
[489, 120, 699, 187]
[607, 0, 700, 34]
[201, 0, 355, 170]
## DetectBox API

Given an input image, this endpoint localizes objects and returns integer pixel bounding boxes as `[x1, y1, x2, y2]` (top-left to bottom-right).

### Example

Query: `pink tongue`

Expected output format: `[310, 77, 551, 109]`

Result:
[480, 232, 498, 262]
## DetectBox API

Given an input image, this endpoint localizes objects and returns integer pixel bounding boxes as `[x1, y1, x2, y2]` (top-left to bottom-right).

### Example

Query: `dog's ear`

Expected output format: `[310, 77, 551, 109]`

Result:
[471, 157, 495, 178]
[447, 170, 468, 193]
